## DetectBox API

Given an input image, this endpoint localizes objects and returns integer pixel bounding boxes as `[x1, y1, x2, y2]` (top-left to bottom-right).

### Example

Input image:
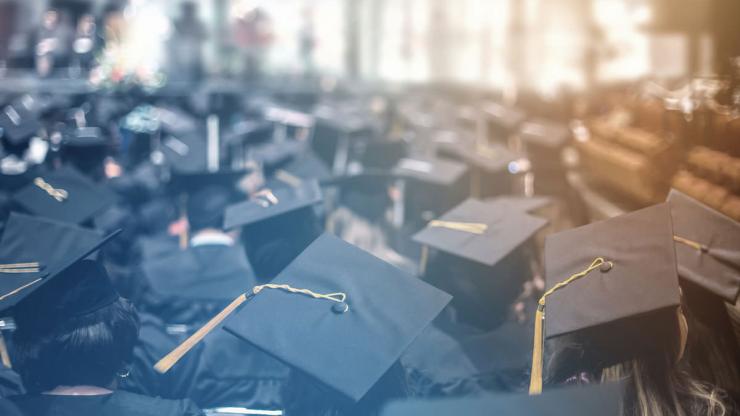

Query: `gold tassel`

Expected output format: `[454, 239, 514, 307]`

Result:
[0, 333, 11, 368]
[673, 235, 705, 252]
[154, 284, 348, 373]
[429, 220, 488, 235]
[529, 305, 545, 394]
[155, 293, 248, 373]
[528, 257, 611, 395]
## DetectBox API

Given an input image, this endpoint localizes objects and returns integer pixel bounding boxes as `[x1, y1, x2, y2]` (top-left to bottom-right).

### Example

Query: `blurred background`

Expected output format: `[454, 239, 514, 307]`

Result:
[1, 0, 739, 226]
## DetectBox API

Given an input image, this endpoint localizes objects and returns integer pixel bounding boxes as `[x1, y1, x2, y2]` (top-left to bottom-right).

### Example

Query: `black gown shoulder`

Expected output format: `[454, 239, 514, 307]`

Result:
[10, 390, 204, 416]
[139, 244, 257, 325]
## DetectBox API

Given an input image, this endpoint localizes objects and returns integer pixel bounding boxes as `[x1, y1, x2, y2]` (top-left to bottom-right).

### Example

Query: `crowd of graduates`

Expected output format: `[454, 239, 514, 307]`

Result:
[0, 76, 737, 416]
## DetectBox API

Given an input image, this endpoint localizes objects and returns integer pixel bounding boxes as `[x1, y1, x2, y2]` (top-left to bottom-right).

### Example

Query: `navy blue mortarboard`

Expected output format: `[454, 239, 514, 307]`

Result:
[0, 212, 120, 314]
[61, 127, 107, 148]
[667, 189, 740, 303]
[530, 203, 680, 394]
[0, 105, 42, 146]
[11, 166, 118, 225]
[223, 180, 323, 230]
[154, 234, 451, 403]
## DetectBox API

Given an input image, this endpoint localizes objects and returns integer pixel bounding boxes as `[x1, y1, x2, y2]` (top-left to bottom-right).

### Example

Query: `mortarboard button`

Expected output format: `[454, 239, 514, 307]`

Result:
[599, 261, 613, 273]
[332, 301, 349, 314]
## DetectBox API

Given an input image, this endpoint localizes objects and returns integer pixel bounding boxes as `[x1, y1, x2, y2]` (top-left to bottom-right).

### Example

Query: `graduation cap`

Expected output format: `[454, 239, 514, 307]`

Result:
[0, 212, 120, 313]
[436, 141, 524, 198]
[413, 198, 547, 268]
[162, 133, 208, 175]
[382, 382, 624, 416]
[413, 199, 547, 329]
[0, 105, 42, 147]
[530, 203, 680, 394]
[61, 127, 107, 148]
[667, 189, 740, 303]
[223, 180, 323, 230]
[154, 233, 452, 403]
[392, 156, 469, 224]
[11, 166, 118, 225]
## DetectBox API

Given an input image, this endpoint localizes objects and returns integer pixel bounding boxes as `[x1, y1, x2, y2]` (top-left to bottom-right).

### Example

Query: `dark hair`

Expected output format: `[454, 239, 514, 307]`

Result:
[242, 207, 322, 281]
[12, 298, 140, 393]
[186, 185, 233, 233]
[283, 362, 408, 416]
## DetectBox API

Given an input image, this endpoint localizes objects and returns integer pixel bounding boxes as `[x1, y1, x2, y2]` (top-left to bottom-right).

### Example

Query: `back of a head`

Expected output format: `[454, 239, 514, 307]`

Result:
[186, 185, 234, 233]
[12, 260, 141, 393]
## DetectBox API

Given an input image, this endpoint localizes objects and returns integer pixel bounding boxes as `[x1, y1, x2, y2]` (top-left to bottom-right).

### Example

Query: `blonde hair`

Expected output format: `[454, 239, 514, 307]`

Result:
[601, 358, 728, 416]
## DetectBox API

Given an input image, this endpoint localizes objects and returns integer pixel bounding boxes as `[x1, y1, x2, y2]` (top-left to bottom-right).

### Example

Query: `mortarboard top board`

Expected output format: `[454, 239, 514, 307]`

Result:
[413, 198, 548, 268]
[438, 140, 523, 174]
[162, 133, 208, 175]
[518, 119, 571, 149]
[11, 166, 118, 225]
[221, 233, 452, 402]
[381, 382, 624, 416]
[0, 212, 120, 313]
[168, 167, 251, 197]
[0, 105, 42, 146]
[392, 156, 468, 187]
[153, 106, 199, 135]
[223, 180, 322, 230]
[530, 203, 680, 393]
[61, 127, 107, 148]
[484, 195, 553, 214]
[667, 189, 740, 303]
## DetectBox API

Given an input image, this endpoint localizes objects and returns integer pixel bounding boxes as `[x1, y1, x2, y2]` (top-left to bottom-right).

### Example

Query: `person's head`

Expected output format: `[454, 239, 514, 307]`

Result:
[11, 260, 140, 394]
[544, 303, 730, 416]
[241, 207, 321, 281]
[13, 297, 140, 393]
[283, 362, 408, 416]
[186, 185, 234, 234]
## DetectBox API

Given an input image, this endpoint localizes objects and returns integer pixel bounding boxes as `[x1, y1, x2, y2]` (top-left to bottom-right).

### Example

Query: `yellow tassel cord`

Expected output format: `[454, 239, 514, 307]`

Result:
[0, 278, 43, 302]
[34, 177, 68, 202]
[0, 262, 41, 273]
[429, 220, 488, 235]
[253, 189, 280, 207]
[673, 235, 706, 252]
[0, 333, 10, 368]
[529, 257, 611, 395]
[154, 284, 347, 374]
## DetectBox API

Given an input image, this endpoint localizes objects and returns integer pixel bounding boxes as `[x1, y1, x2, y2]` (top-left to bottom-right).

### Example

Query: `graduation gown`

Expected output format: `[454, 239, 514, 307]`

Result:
[10, 390, 203, 416]
[401, 299, 537, 397]
[139, 244, 257, 326]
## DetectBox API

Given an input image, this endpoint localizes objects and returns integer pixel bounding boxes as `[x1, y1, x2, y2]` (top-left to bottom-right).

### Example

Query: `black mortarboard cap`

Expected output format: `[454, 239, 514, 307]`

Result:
[413, 199, 546, 329]
[393, 157, 468, 187]
[222, 233, 451, 402]
[532, 203, 680, 393]
[223, 180, 322, 230]
[413, 198, 547, 268]
[382, 382, 624, 416]
[11, 166, 118, 225]
[0, 212, 120, 313]
[61, 127, 107, 148]
[0, 105, 42, 146]
[667, 189, 740, 302]
[162, 133, 208, 175]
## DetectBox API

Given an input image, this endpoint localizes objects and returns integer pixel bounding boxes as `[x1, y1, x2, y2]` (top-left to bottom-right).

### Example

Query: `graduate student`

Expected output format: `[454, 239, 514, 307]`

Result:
[0, 213, 204, 416]
[531, 203, 735, 415]
[154, 233, 451, 415]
